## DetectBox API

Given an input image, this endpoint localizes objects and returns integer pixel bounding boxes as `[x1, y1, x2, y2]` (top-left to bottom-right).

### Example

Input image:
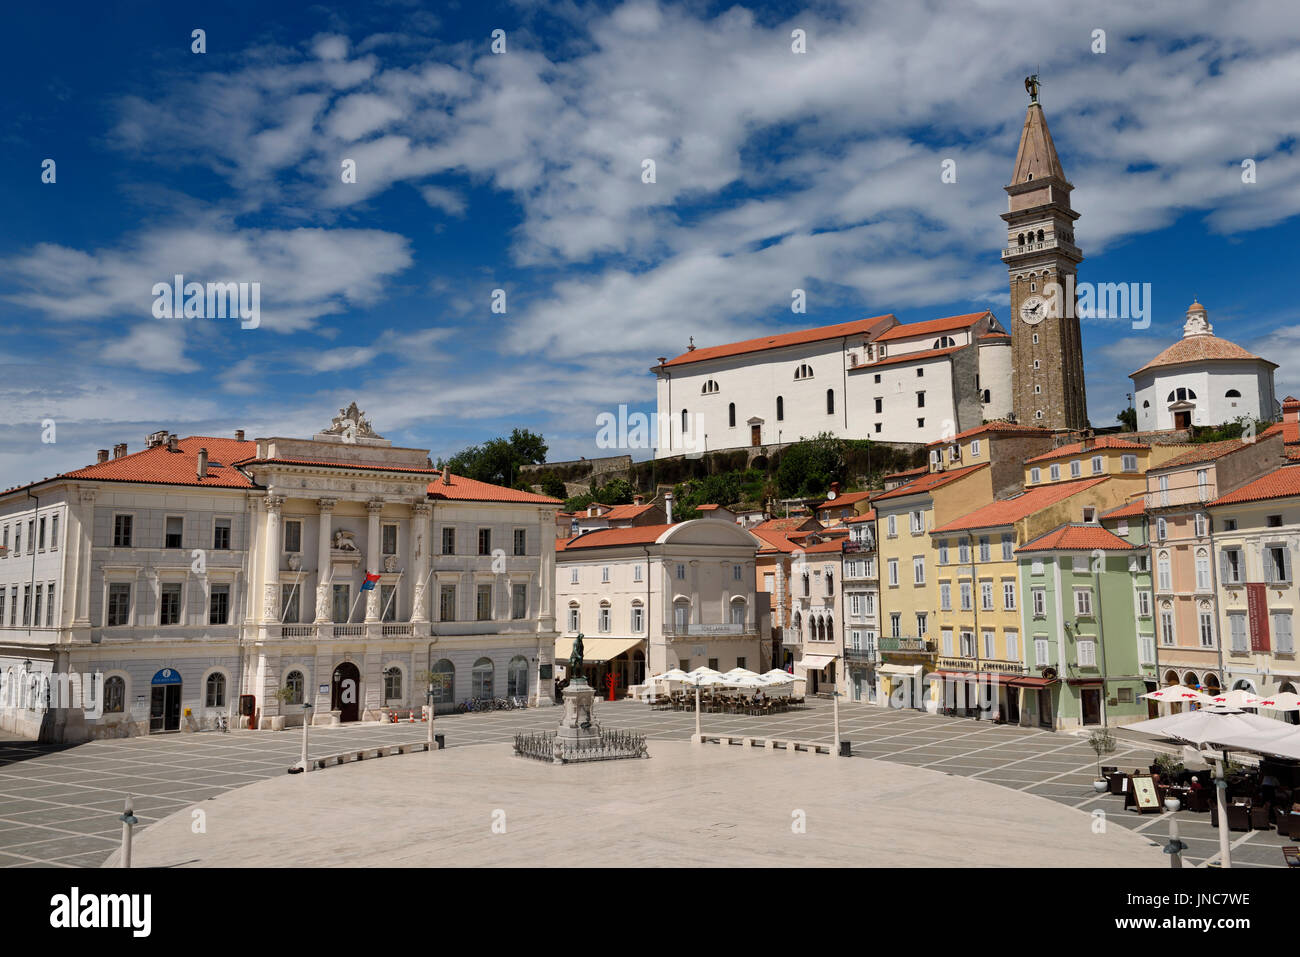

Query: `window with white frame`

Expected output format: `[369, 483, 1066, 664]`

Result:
[1194, 513, 1207, 537]
[598, 603, 611, 632]
[939, 582, 951, 611]
[1221, 548, 1243, 585]
[568, 605, 580, 632]
[1195, 550, 1211, 591]
[960, 581, 972, 611]
[1001, 534, 1014, 561]
[1031, 558, 1044, 575]
[1273, 612, 1293, 654]
[980, 581, 994, 611]
[570, 567, 579, 585]
[1078, 640, 1097, 667]
[1137, 590, 1151, 617]
[1157, 552, 1172, 591]
[910, 511, 924, 534]
[971, 439, 981, 457]
[1118, 519, 1129, 536]
[979, 537, 990, 562]
[941, 630, 954, 656]
[1030, 467, 1041, 484]
[1049, 464, 1060, 481]
[1003, 581, 1016, 610]
[958, 540, 970, 564]
[939, 540, 949, 565]
[912, 557, 924, 585]
[1139, 634, 1155, 664]
[1070, 460, 1081, 478]
[1032, 587, 1045, 617]
[1075, 588, 1093, 616]
[1035, 636, 1049, 665]
[511, 584, 527, 620]
[634, 564, 644, 582]
[1156, 517, 1167, 540]
[107, 583, 131, 626]
[601, 566, 610, 584]
[960, 631, 975, 656]
[887, 515, 897, 538]
[1266, 544, 1291, 583]
[1091, 455, 1103, 474]
[1006, 632, 1018, 661]
[1121, 454, 1137, 472]
[631, 603, 644, 632]
[982, 631, 994, 658]
[1198, 610, 1215, 648]
[1228, 613, 1247, 652]
[887, 559, 899, 586]
[1160, 609, 1176, 645]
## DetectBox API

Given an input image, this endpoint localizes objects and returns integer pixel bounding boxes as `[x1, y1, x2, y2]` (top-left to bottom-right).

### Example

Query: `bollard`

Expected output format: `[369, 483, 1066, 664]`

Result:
[435, 733, 445, 750]
[426, 704, 433, 747]
[119, 795, 138, 869]
[1166, 815, 1187, 869]
[839, 740, 851, 758]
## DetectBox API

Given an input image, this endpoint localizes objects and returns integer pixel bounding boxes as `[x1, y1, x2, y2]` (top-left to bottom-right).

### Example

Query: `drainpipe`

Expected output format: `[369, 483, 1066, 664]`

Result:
[841, 335, 849, 431]
[1093, 559, 1109, 728]
[969, 531, 981, 716]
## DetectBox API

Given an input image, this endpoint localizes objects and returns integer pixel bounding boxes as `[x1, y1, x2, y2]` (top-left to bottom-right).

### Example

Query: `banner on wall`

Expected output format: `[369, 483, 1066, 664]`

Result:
[1246, 583, 1271, 652]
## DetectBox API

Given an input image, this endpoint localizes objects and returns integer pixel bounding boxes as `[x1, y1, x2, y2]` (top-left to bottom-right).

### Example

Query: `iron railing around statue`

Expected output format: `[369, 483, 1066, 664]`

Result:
[514, 729, 649, 764]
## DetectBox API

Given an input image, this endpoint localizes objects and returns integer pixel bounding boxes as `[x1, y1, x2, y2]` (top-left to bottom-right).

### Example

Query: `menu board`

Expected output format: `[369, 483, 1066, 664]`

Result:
[1131, 774, 1162, 813]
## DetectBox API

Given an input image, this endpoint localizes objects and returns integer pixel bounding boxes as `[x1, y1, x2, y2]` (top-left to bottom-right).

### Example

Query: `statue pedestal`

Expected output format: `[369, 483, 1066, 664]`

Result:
[556, 678, 599, 756]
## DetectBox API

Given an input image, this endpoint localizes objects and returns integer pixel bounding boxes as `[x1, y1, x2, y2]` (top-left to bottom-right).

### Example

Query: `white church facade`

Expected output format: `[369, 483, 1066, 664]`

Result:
[1131, 300, 1278, 432]
[651, 310, 1014, 455]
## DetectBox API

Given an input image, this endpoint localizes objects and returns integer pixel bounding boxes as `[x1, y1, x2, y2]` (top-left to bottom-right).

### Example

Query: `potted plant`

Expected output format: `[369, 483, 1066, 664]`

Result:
[1087, 728, 1116, 791]
[271, 686, 297, 731]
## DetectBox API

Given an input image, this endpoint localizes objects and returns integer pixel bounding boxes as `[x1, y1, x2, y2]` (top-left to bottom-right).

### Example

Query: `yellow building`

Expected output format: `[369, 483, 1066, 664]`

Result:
[929, 476, 1133, 721]
[873, 462, 992, 709]
[1021, 436, 1188, 488]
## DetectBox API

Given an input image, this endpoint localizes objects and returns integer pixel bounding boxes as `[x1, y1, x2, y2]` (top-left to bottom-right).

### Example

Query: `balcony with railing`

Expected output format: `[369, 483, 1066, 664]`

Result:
[843, 645, 878, 664]
[878, 635, 935, 654]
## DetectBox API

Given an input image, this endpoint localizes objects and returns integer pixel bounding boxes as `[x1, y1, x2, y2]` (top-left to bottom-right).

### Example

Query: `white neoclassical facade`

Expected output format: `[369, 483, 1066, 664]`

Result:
[1131, 300, 1278, 432]
[555, 519, 766, 686]
[0, 405, 560, 742]
[651, 311, 1013, 455]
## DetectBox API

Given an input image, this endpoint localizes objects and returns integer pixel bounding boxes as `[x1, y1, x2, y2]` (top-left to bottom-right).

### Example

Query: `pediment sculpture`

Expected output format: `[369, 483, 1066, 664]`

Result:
[332, 529, 359, 551]
[323, 402, 382, 442]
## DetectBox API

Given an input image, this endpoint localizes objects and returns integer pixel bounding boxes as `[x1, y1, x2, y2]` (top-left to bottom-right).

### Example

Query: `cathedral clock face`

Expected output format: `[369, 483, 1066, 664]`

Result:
[1019, 295, 1046, 325]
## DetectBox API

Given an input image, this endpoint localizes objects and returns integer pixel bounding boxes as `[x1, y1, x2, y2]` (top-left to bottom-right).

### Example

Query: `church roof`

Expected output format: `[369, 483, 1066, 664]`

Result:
[1010, 103, 1068, 186]
[873, 311, 992, 343]
[1130, 335, 1273, 377]
[657, 315, 896, 369]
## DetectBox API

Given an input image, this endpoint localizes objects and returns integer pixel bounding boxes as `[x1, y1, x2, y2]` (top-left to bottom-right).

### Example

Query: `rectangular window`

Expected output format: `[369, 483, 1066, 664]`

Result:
[107, 583, 130, 626]
[12, 524, 20, 556]
[380, 584, 397, 621]
[631, 604, 643, 632]
[912, 557, 924, 585]
[512, 583, 527, 620]
[442, 527, 456, 555]
[971, 439, 981, 457]
[887, 559, 899, 587]
[1003, 581, 1016, 610]
[939, 583, 951, 611]
[213, 518, 231, 550]
[333, 584, 351, 623]
[1195, 611, 1214, 648]
[161, 515, 182, 549]
[983, 631, 994, 659]
[1, 525, 7, 555]
[851, 594, 862, 616]
[960, 581, 972, 611]
[1274, 613, 1294, 654]
[958, 541, 970, 564]
[916, 613, 927, 636]
[382, 524, 398, 556]
[978, 537, 990, 562]
[1222, 548, 1243, 585]
[284, 519, 302, 553]
[676, 564, 686, 580]
[1161, 610, 1176, 646]
[1034, 637, 1049, 666]
[1031, 558, 1044, 575]
[570, 567, 579, 585]
[874, 397, 883, 414]
[38, 516, 46, 550]
[1122, 454, 1137, 472]
[887, 515, 897, 538]
[568, 607, 580, 632]
[160, 583, 183, 625]
[1091, 456, 1103, 474]
[942, 630, 953, 656]
[209, 584, 230, 625]
[910, 511, 924, 534]
[1139, 635, 1155, 664]
[890, 613, 901, 638]
[731, 564, 742, 583]
[1006, 632, 1018, 661]
[280, 583, 299, 624]
[1030, 468, 1041, 484]
[513, 528, 527, 556]
[1228, 613, 1247, 652]
[598, 605, 611, 632]
[1070, 460, 1081, 478]
[939, 540, 949, 565]
[1078, 640, 1096, 667]
[476, 584, 492, 621]
[1001, 534, 1014, 561]
[1032, 588, 1045, 617]
[980, 581, 994, 611]
[0, 587, 6, 624]
[7, 586, 14, 626]
[45, 583, 54, 627]
[113, 514, 133, 548]
[917, 391, 925, 408]
[478, 528, 492, 556]
[1075, 588, 1093, 616]
[1266, 545, 1291, 583]
[1194, 513, 1207, 538]
[634, 565, 644, 582]
[1196, 553, 1211, 591]
[960, 632, 975, 657]
[1138, 590, 1151, 618]
[33, 587, 41, 628]
[1049, 464, 1060, 481]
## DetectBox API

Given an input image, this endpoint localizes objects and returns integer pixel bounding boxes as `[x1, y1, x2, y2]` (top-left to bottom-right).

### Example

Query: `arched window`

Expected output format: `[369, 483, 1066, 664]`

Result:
[384, 666, 403, 701]
[701, 379, 719, 395]
[205, 672, 226, 708]
[776, 396, 784, 421]
[1187, 389, 1197, 400]
[826, 617, 834, 643]
[507, 656, 529, 698]
[673, 599, 690, 632]
[284, 670, 304, 705]
[794, 363, 814, 380]
[1157, 551, 1171, 591]
[793, 611, 802, 638]
[472, 657, 495, 699]
[1036, 229, 1044, 242]
[1018, 233, 1025, 246]
[730, 597, 747, 625]
[104, 675, 125, 713]
[932, 336, 956, 349]
[1225, 389, 1241, 398]
[430, 657, 455, 709]
[826, 389, 835, 414]
[728, 403, 736, 428]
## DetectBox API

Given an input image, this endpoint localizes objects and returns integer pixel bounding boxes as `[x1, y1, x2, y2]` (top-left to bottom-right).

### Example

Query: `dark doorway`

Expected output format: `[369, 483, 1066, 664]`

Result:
[150, 683, 181, 733]
[1081, 688, 1102, 726]
[332, 662, 361, 722]
[1174, 410, 1191, 429]
[1038, 688, 1054, 728]
[750, 425, 761, 446]
[1004, 688, 1020, 724]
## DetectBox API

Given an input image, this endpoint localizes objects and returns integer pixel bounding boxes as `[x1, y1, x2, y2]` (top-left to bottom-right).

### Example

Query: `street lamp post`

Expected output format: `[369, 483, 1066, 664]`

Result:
[832, 689, 841, 755]
[299, 702, 313, 772]
[427, 684, 435, 748]
[118, 795, 138, 868]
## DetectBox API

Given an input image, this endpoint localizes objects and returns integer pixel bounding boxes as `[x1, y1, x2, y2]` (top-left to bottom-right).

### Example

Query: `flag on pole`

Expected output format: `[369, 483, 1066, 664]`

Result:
[360, 572, 382, 591]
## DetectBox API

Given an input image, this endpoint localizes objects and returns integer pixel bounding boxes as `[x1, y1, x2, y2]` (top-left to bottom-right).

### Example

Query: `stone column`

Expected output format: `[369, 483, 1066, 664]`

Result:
[411, 503, 432, 623]
[365, 500, 383, 622]
[537, 510, 556, 631]
[315, 499, 335, 623]
[261, 495, 283, 623]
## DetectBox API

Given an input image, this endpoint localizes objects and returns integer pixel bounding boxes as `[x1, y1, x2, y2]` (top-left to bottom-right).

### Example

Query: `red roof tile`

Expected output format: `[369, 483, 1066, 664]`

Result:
[978, 332, 1011, 341]
[871, 463, 988, 502]
[659, 315, 896, 368]
[1207, 465, 1300, 507]
[1017, 524, 1135, 553]
[932, 477, 1110, 533]
[60, 437, 257, 489]
[556, 524, 676, 550]
[244, 457, 437, 474]
[882, 466, 928, 481]
[873, 311, 992, 343]
[814, 490, 873, 511]
[851, 345, 963, 370]
[427, 473, 562, 504]
[925, 421, 1054, 448]
[1153, 439, 1258, 471]
[843, 509, 876, 524]
[1101, 499, 1146, 519]
[1131, 334, 1274, 376]
[1024, 437, 1147, 465]
[602, 503, 656, 521]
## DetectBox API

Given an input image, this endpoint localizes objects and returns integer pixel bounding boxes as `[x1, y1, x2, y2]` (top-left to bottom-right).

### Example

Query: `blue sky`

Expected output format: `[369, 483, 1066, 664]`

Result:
[2, 0, 1299, 489]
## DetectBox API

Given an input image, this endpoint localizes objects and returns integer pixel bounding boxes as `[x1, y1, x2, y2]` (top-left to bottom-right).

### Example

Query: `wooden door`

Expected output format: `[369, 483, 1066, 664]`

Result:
[750, 425, 761, 446]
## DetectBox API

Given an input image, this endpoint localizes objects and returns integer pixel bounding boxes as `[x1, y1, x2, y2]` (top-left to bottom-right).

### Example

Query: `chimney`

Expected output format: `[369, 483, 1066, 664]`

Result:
[830, 481, 842, 496]
[1284, 396, 1300, 428]
[167, 434, 179, 453]
[441, 467, 451, 485]
[112, 443, 127, 459]
[235, 429, 245, 442]
[197, 448, 209, 480]
[664, 491, 674, 524]
[633, 494, 644, 506]
[96, 449, 109, 465]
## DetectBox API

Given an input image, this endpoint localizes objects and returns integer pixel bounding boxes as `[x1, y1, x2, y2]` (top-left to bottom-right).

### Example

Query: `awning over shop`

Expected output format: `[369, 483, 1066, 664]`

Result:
[1008, 676, 1058, 689]
[878, 664, 923, 677]
[795, 654, 837, 672]
[553, 636, 644, 663]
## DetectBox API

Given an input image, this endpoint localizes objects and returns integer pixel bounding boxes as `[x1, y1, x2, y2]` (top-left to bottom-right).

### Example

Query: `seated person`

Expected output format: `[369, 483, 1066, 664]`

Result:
[1189, 776, 1203, 792]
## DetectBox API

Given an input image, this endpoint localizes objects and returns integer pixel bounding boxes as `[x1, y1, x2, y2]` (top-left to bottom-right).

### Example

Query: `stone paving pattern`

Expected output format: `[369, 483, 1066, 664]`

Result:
[0, 700, 1290, 867]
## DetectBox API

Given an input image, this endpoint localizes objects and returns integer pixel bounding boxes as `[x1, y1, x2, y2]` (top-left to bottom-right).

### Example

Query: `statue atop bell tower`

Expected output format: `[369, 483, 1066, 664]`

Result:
[1002, 76, 1089, 430]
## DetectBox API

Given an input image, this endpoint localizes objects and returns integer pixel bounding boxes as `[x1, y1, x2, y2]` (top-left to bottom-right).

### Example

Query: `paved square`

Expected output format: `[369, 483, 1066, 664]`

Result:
[0, 700, 1290, 867]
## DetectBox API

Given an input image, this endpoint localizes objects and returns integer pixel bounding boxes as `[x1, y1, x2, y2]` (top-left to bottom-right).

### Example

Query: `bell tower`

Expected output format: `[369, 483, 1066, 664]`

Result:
[1002, 75, 1088, 430]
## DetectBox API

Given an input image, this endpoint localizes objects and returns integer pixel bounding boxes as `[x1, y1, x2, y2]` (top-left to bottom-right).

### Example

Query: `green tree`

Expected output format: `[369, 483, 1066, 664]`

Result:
[538, 473, 568, 500]
[1116, 407, 1136, 431]
[441, 428, 548, 487]
[776, 433, 845, 497]
[594, 478, 636, 505]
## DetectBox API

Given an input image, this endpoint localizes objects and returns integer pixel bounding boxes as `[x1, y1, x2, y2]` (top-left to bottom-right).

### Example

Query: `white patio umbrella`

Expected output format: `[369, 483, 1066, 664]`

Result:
[722, 668, 760, 680]
[1124, 705, 1300, 868]
[727, 676, 766, 690]
[1140, 684, 1210, 705]
[761, 669, 794, 681]
[1255, 691, 1300, 712]
[1205, 689, 1260, 709]
[651, 669, 689, 682]
[687, 666, 721, 678]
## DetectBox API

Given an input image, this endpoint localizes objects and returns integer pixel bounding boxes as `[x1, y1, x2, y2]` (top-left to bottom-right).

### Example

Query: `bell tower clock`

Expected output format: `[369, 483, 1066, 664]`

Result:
[1002, 75, 1088, 431]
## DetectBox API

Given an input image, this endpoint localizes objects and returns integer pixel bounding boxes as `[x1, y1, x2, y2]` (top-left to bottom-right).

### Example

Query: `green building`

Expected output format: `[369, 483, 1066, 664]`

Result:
[1015, 503, 1158, 730]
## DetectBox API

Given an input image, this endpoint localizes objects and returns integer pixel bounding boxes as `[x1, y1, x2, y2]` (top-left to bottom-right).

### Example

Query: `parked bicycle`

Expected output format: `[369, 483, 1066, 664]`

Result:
[209, 713, 229, 733]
